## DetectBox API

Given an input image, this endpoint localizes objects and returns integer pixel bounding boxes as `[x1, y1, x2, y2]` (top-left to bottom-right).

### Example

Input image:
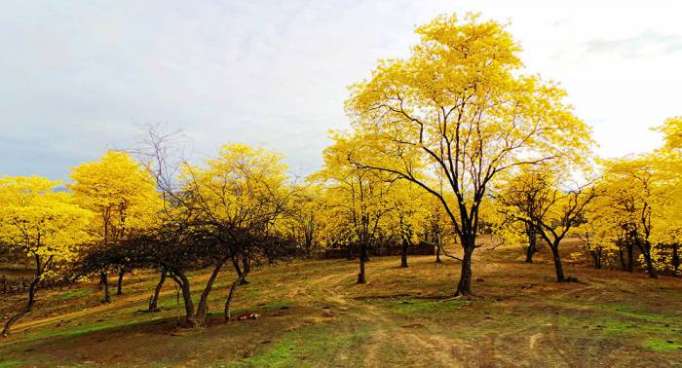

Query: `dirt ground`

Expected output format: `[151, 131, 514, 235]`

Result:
[1, 244, 681, 367]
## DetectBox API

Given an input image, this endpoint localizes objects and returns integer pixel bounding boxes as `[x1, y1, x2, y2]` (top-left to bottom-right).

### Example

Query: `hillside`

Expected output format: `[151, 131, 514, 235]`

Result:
[1, 246, 681, 368]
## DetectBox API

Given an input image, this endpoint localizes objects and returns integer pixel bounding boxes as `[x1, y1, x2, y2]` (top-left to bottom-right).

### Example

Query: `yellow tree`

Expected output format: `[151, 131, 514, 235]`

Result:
[346, 13, 592, 294]
[0, 177, 91, 336]
[285, 184, 322, 257]
[70, 150, 161, 301]
[179, 143, 291, 326]
[648, 117, 682, 274]
[383, 179, 431, 268]
[494, 164, 557, 263]
[312, 132, 399, 284]
[599, 155, 676, 278]
[496, 164, 597, 281]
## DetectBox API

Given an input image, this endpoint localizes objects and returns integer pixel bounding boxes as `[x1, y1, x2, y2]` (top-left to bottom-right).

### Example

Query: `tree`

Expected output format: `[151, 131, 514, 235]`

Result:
[176, 143, 292, 326]
[312, 132, 398, 284]
[384, 180, 430, 268]
[70, 151, 161, 301]
[285, 184, 321, 257]
[0, 177, 91, 336]
[345, 13, 592, 295]
[497, 166, 597, 281]
[599, 156, 676, 278]
[494, 165, 554, 263]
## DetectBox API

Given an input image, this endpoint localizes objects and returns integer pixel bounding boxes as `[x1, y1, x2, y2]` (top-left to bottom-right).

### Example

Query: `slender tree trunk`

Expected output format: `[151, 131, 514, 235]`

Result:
[100, 271, 111, 303]
[195, 260, 226, 326]
[116, 269, 125, 296]
[549, 243, 566, 282]
[240, 256, 250, 285]
[435, 232, 442, 263]
[357, 242, 367, 284]
[455, 234, 475, 296]
[2, 271, 41, 336]
[638, 241, 658, 279]
[148, 269, 167, 313]
[171, 271, 196, 328]
[672, 244, 680, 276]
[626, 242, 635, 272]
[400, 238, 408, 268]
[224, 276, 243, 321]
[525, 225, 537, 263]
[590, 246, 603, 269]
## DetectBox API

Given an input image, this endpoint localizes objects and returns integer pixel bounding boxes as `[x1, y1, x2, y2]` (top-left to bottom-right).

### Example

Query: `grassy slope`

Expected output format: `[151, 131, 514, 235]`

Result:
[1, 245, 681, 368]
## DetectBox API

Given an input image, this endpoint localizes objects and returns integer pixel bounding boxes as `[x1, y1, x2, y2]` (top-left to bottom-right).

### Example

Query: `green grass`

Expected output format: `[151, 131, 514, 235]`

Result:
[229, 323, 371, 368]
[0, 361, 25, 368]
[644, 338, 682, 352]
[54, 288, 92, 301]
[380, 298, 469, 316]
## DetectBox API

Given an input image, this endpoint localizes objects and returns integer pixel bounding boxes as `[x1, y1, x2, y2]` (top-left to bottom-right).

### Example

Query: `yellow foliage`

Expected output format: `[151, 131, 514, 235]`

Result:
[70, 150, 161, 246]
[0, 176, 92, 262]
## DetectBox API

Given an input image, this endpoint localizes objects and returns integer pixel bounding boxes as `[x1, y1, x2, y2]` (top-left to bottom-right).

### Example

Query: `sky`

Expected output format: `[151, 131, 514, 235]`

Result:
[1, 0, 681, 180]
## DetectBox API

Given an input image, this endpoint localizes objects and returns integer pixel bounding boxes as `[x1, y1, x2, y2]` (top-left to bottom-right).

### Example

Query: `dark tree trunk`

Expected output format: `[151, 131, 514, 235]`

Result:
[455, 235, 475, 296]
[638, 241, 658, 279]
[549, 243, 566, 282]
[100, 271, 111, 303]
[672, 244, 680, 276]
[2, 262, 43, 337]
[625, 242, 635, 272]
[357, 243, 367, 284]
[435, 243, 442, 263]
[619, 248, 626, 271]
[591, 247, 603, 269]
[224, 276, 243, 321]
[195, 260, 226, 326]
[525, 225, 537, 263]
[240, 256, 250, 285]
[148, 269, 167, 313]
[171, 271, 196, 328]
[116, 269, 125, 295]
[400, 239, 408, 268]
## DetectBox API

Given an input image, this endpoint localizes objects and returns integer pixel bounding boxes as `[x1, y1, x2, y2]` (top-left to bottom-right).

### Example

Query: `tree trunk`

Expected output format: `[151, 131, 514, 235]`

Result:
[116, 269, 125, 295]
[525, 225, 537, 263]
[455, 236, 475, 296]
[2, 270, 41, 336]
[100, 271, 111, 303]
[672, 244, 680, 276]
[171, 271, 196, 328]
[625, 242, 635, 272]
[195, 260, 226, 326]
[148, 269, 167, 313]
[357, 243, 367, 284]
[591, 247, 603, 269]
[240, 256, 250, 285]
[224, 276, 243, 322]
[549, 243, 566, 282]
[638, 241, 658, 279]
[400, 238, 408, 268]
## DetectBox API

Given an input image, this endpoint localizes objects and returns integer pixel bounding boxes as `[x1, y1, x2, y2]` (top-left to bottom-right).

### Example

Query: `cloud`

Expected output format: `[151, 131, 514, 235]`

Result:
[586, 31, 682, 58]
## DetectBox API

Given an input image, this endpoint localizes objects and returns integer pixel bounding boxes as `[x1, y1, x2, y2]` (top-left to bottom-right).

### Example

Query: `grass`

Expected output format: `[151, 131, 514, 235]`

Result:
[0, 361, 25, 368]
[644, 338, 682, 352]
[54, 288, 92, 301]
[1, 247, 682, 367]
[229, 324, 370, 368]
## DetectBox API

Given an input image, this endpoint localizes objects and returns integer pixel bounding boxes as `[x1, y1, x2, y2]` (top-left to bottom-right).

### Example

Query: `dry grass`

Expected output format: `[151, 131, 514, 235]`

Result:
[1, 244, 681, 367]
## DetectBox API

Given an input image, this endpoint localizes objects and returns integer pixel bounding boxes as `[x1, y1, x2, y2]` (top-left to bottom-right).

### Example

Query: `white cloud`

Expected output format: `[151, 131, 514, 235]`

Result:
[0, 0, 680, 178]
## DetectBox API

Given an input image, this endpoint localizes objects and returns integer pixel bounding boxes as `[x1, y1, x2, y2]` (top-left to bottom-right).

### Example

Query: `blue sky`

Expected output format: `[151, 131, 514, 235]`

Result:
[1, 0, 681, 180]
